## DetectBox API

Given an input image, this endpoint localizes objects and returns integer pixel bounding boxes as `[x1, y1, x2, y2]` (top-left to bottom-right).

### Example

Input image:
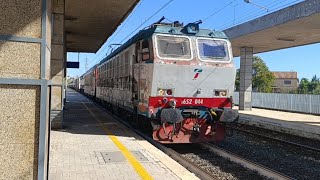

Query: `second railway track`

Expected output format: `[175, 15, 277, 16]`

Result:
[201, 143, 292, 180]
[169, 142, 291, 180]
[228, 124, 320, 153]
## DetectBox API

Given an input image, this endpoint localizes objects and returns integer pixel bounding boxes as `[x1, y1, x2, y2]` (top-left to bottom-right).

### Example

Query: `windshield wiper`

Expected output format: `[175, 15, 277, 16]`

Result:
[181, 43, 185, 54]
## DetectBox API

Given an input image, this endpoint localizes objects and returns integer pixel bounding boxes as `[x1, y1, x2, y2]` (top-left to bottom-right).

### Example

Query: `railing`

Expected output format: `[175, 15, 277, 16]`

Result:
[233, 92, 320, 115]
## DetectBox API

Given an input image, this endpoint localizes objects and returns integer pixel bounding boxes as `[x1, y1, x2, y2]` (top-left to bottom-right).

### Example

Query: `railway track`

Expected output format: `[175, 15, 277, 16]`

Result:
[228, 125, 320, 153]
[114, 119, 217, 180]
[220, 124, 320, 179]
[120, 118, 291, 180]
[169, 142, 292, 180]
[83, 94, 296, 179]
[86, 96, 216, 179]
[201, 143, 292, 180]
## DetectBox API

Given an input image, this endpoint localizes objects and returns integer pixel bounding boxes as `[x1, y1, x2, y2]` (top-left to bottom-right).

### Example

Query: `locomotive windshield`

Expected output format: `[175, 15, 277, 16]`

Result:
[156, 35, 192, 60]
[197, 38, 230, 62]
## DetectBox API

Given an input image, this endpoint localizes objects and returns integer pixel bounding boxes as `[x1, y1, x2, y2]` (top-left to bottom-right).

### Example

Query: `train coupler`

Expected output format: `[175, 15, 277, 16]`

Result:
[192, 124, 201, 137]
[162, 122, 182, 140]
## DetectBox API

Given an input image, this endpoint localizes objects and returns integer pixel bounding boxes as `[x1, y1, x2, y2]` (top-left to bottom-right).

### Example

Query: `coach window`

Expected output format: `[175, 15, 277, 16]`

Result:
[124, 51, 130, 90]
[156, 34, 192, 60]
[105, 64, 108, 87]
[111, 59, 115, 78]
[97, 67, 100, 87]
[104, 64, 107, 87]
[135, 41, 140, 63]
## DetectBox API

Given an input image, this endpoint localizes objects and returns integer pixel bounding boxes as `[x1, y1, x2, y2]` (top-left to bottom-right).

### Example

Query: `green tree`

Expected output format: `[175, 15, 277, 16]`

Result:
[298, 75, 320, 94]
[252, 56, 275, 93]
[235, 56, 275, 93]
[314, 86, 320, 95]
[309, 75, 320, 93]
[311, 75, 319, 82]
[235, 69, 240, 91]
[299, 78, 309, 94]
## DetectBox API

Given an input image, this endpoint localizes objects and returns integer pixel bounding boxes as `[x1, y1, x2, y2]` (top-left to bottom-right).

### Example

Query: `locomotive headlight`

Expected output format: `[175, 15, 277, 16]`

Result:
[220, 91, 227, 96]
[214, 90, 227, 97]
[158, 89, 165, 96]
[158, 88, 174, 96]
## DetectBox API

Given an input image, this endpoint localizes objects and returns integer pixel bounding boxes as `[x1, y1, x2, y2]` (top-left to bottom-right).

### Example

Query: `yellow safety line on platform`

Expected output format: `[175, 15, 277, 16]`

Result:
[81, 100, 153, 180]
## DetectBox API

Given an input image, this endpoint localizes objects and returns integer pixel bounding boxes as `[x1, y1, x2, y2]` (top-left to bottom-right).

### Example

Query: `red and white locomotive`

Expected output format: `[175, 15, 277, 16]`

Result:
[80, 21, 238, 143]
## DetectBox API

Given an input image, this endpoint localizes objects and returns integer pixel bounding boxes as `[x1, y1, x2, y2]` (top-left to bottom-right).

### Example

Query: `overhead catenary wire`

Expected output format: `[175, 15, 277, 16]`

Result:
[119, 0, 175, 44]
[202, 0, 237, 23]
[215, 0, 286, 30]
[89, 0, 174, 68]
[216, 0, 302, 30]
[87, 0, 236, 68]
[229, 0, 302, 29]
[84, 0, 303, 72]
[220, 0, 293, 29]
[89, 0, 145, 66]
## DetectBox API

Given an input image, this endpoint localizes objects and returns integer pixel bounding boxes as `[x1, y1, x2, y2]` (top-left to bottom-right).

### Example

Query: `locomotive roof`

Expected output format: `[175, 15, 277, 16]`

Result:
[97, 24, 229, 66]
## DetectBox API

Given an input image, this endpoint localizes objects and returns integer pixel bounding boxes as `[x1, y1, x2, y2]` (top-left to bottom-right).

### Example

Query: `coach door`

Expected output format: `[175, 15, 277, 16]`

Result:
[132, 41, 141, 107]
[132, 39, 150, 109]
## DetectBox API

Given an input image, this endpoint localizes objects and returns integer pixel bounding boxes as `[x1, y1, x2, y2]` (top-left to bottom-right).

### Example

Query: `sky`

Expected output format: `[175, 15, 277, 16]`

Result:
[67, 0, 319, 80]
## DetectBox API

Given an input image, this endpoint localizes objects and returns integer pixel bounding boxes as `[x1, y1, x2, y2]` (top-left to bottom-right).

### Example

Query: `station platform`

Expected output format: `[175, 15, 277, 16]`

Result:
[49, 89, 198, 180]
[234, 106, 320, 140]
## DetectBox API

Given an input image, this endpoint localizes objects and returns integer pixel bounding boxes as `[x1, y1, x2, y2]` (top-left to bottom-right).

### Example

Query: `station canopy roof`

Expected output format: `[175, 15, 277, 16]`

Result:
[224, 0, 320, 57]
[65, 0, 139, 53]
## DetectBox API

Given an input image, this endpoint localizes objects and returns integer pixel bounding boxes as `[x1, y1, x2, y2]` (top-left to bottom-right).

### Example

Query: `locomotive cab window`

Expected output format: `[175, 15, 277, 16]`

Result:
[197, 38, 230, 62]
[156, 35, 192, 60]
[142, 39, 150, 61]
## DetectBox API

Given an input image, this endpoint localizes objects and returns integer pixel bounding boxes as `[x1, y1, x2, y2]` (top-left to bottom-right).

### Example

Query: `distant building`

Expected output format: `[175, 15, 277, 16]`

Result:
[271, 71, 299, 93]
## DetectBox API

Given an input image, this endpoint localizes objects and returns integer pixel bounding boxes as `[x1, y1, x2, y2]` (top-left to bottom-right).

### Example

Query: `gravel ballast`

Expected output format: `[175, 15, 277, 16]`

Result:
[170, 144, 268, 180]
[218, 127, 320, 180]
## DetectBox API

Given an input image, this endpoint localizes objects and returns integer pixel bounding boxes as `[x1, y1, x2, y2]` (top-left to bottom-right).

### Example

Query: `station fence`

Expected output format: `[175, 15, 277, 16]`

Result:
[233, 92, 320, 115]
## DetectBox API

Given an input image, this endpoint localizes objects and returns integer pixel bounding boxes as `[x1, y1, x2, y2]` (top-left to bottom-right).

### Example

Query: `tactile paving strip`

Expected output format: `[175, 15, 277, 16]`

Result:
[98, 151, 149, 163]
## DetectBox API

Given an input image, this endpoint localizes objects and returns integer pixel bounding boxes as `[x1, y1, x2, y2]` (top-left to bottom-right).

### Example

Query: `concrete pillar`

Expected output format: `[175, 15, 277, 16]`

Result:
[0, 0, 52, 179]
[239, 47, 253, 110]
[51, 0, 65, 129]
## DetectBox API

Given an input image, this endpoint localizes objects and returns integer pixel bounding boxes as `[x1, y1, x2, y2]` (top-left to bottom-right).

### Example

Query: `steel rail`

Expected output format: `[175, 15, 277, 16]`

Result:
[230, 126, 320, 153]
[201, 143, 293, 180]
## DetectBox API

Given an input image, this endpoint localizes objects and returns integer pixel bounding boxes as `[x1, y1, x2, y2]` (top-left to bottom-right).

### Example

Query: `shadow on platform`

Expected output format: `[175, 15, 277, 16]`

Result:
[52, 90, 144, 141]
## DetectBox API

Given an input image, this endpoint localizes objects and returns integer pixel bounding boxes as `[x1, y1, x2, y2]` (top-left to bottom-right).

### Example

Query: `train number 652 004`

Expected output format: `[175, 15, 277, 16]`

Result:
[181, 99, 203, 105]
